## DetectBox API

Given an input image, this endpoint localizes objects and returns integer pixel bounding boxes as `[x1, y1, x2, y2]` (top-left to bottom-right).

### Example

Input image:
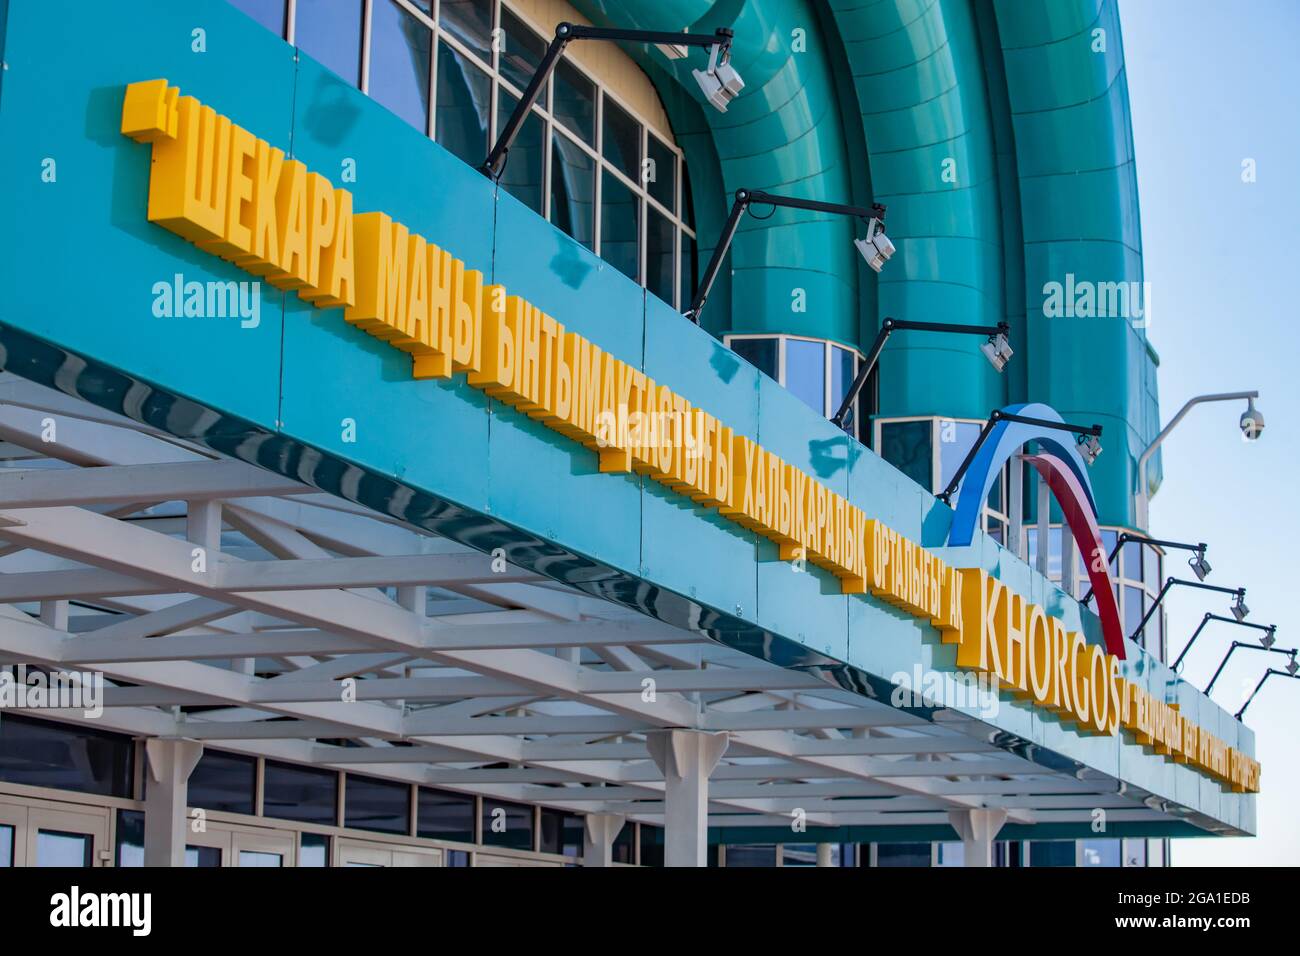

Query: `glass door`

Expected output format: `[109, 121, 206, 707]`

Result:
[26, 805, 109, 867]
[336, 838, 441, 867]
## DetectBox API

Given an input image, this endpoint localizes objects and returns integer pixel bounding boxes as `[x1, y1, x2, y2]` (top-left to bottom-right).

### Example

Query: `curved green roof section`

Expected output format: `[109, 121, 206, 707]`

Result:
[568, 0, 1156, 527]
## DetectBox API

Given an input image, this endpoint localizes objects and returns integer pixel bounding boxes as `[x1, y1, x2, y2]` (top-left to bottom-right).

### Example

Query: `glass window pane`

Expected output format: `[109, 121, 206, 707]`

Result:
[1145, 545, 1162, 593]
[187, 750, 256, 816]
[115, 810, 144, 867]
[553, 59, 595, 145]
[1047, 526, 1062, 580]
[1101, 528, 1119, 575]
[939, 421, 983, 495]
[730, 336, 777, 379]
[935, 842, 964, 867]
[295, 0, 362, 86]
[612, 824, 634, 863]
[345, 775, 411, 835]
[496, 90, 544, 215]
[37, 830, 92, 867]
[0, 824, 13, 867]
[830, 346, 856, 419]
[646, 204, 675, 305]
[874, 842, 931, 867]
[499, 8, 546, 95]
[680, 231, 697, 309]
[263, 761, 338, 825]
[562, 813, 584, 858]
[549, 132, 595, 249]
[645, 135, 675, 212]
[681, 162, 695, 230]
[881, 420, 933, 492]
[1028, 841, 1075, 867]
[725, 844, 776, 867]
[639, 825, 664, 867]
[439, 0, 491, 62]
[482, 800, 533, 851]
[1121, 539, 1142, 582]
[539, 808, 563, 855]
[786, 338, 826, 415]
[1125, 585, 1146, 642]
[369, 0, 431, 133]
[0, 714, 134, 798]
[1081, 839, 1121, 867]
[599, 169, 639, 281]
[435, 38, 490, 165]
[299, 833, 330, 867]
[185, 845, 222, 867]
[239, 850, 283, 867]
[601, 99, 640, 180]
[227, 0, 286, 35]
[417, 788, 476, 843]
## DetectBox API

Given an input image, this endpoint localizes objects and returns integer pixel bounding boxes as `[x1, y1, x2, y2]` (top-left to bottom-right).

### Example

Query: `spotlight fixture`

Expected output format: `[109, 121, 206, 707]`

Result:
[1076, 432, 1102, 465]
[1083, 535, 1209, 604]
[482, 24, 736, 180]
[979, 331, 1013, 372]
[691, 33, 744, 112]
[1130, 577, 1249, 645]
[1232, 589, 1250, 623]
[685, 194, 889, 326]
[1170, 612, 1277, 672]
[936, 410, 1100, 505]
[853, 215, 895, 274]
[828, 320, 1012, 433]
[1205, 641, 1299, 695]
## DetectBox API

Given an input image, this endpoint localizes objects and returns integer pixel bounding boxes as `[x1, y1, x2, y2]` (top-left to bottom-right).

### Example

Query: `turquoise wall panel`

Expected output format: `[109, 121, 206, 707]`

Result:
[279, 54, 493, 514]
[0, 0, 292, 426]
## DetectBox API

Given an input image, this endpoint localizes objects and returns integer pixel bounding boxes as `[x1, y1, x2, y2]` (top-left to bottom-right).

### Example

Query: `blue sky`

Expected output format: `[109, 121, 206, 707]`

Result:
[1117, 0, 1300, 865]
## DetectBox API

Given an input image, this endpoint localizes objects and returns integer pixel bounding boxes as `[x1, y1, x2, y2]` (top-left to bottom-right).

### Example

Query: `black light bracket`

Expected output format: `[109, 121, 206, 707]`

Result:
[481, 23, 734, 181]
[1131, 577, 1246, 644]
[1172, 612, 1277, 672]
[936, 409, 1102, 505]
[828, 318, 1008, 434]
[1082, 532, 1208, 604]
[1204, 641, 1296, 695]
[684, 190, 886, 325]
[1237, 667, 1300, 720]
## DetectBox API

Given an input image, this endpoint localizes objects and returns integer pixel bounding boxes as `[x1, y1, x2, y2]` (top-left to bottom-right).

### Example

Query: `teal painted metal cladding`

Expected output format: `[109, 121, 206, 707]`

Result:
[571, 0, 1158, 528]
[0, 0, 1233, 831]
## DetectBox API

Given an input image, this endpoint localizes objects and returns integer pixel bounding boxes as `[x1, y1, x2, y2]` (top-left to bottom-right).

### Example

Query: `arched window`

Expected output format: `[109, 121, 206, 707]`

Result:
[231, 0, 697, 308]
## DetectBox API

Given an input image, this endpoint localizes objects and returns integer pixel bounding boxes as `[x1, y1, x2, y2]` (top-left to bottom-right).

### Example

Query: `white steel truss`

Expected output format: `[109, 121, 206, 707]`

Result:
[0, 372, 1174, 834]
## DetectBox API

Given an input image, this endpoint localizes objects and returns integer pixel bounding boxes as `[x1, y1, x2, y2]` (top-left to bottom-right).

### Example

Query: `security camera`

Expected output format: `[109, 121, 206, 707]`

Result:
[1240, 399, 1264, 440]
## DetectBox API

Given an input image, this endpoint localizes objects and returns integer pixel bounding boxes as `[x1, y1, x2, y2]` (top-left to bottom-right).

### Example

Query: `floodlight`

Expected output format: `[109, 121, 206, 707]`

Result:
[1232, 590, 1250, 622]
[1077, 432, 1102, 465]
[1188, 546, 1211, 581]
[853, 217, 894, 274]
[1261, 626, 1277, 649]
[692, 38, 744, 112]
[980, 332, 1012, 372]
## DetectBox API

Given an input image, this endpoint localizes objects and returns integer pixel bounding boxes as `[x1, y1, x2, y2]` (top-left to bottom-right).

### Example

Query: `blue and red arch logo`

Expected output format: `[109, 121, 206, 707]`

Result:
[945, 403, 1125, 659]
